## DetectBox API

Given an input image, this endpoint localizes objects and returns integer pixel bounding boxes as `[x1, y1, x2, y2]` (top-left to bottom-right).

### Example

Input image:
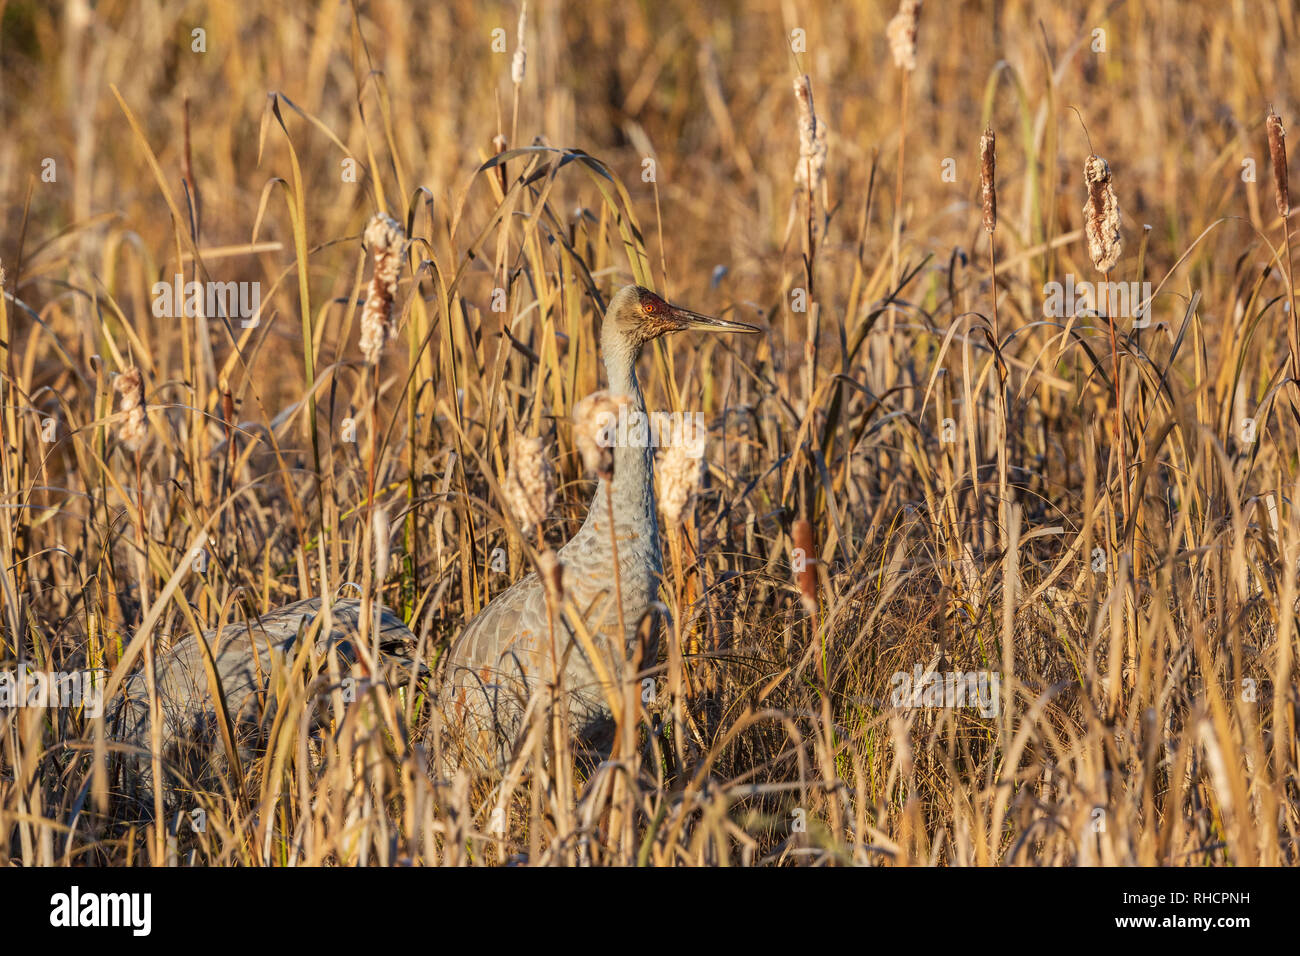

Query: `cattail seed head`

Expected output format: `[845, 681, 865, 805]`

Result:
[572, 390, 628, 479]
[502, 431, 555, 536]
[360, 213, 407, 365]
[372, 506, 391, 584]
[980, 127, 997, 234]
[887, 0, 922, 72]
[792, 518, 818, 616]
[656, 441, 702, 528]
[1267, 109, 1290, 218]
[511, 1, 527, 85]
[114, 366, 149, 453]
[793, 74, 829, 195]
[1083, 154, 1122, 273]
[537, 548, 564, 600]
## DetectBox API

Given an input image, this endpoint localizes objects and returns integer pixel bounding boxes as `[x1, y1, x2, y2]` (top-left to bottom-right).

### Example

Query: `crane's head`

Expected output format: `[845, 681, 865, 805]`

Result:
[604, 284, 759, 350]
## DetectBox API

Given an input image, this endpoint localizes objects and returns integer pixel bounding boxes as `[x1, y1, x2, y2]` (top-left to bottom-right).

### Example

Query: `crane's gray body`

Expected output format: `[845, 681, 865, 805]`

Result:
[439, 285, 689, 769]
[440, 436, 663, 768]
[113, 597, 416, 804]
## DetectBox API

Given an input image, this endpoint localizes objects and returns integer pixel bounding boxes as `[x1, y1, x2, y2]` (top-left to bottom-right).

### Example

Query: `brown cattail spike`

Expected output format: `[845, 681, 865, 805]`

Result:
[980, 128, 997, 234]
[792, 519, 818, 616]
[1083, 154, 1122, 273]
[1267, 109, 1289, 218]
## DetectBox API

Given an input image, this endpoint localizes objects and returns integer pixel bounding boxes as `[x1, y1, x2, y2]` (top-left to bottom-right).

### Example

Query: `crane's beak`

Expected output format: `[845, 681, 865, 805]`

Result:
[667, 305, 760, 335]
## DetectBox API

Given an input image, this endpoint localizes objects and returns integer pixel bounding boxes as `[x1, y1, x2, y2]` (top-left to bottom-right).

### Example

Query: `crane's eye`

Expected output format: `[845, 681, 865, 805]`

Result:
[641, 293, 665, 315]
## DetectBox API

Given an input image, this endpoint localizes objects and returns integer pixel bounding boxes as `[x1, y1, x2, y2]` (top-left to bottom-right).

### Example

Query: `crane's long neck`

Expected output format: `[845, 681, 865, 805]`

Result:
[570, 326, 661, 585]
[602, 332, 654, 509]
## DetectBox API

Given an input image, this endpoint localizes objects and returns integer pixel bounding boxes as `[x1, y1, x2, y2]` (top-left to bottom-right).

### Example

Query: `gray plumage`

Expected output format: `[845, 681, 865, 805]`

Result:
[113, 597, 417, 806]
[440, 405, 663, 766]
[109, 284, 757, 805]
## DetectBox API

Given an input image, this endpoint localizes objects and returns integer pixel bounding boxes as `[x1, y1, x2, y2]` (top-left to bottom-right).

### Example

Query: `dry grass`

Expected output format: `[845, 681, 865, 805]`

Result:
[1, 0, 1299, 866]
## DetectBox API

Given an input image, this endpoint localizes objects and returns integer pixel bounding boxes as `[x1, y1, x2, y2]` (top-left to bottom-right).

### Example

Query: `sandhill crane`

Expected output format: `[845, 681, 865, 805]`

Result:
[111, 284, 756, 803]
[113, 599, 419, 804]
[442, 284, 758, 767]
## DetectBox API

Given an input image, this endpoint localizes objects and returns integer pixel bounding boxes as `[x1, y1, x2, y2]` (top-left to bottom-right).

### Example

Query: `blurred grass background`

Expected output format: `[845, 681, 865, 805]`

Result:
[1, 0, 1298, 865]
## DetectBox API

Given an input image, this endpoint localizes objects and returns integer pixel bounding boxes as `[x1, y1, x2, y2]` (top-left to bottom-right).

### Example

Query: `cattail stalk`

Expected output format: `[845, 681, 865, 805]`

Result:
[793, 73, 825, 369]
[1083, 153, 1130, 527]
[982, 128, 1010, 544]
[886, 0, 921, 371]
[981, 128, 1004, 374]
[361, 213, 406, 531]
[115, 365, 163, 850]
[220, 378, 235, 482]
[1084, 151, 1140, 684]
[1267, 109, 1299, 377]
[535, 543, 564, 695]
[793, 75, 827, 566]
[511, 1, 527, 144]
[356, 503, 390, 680]
[793, 74, 824, 311]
